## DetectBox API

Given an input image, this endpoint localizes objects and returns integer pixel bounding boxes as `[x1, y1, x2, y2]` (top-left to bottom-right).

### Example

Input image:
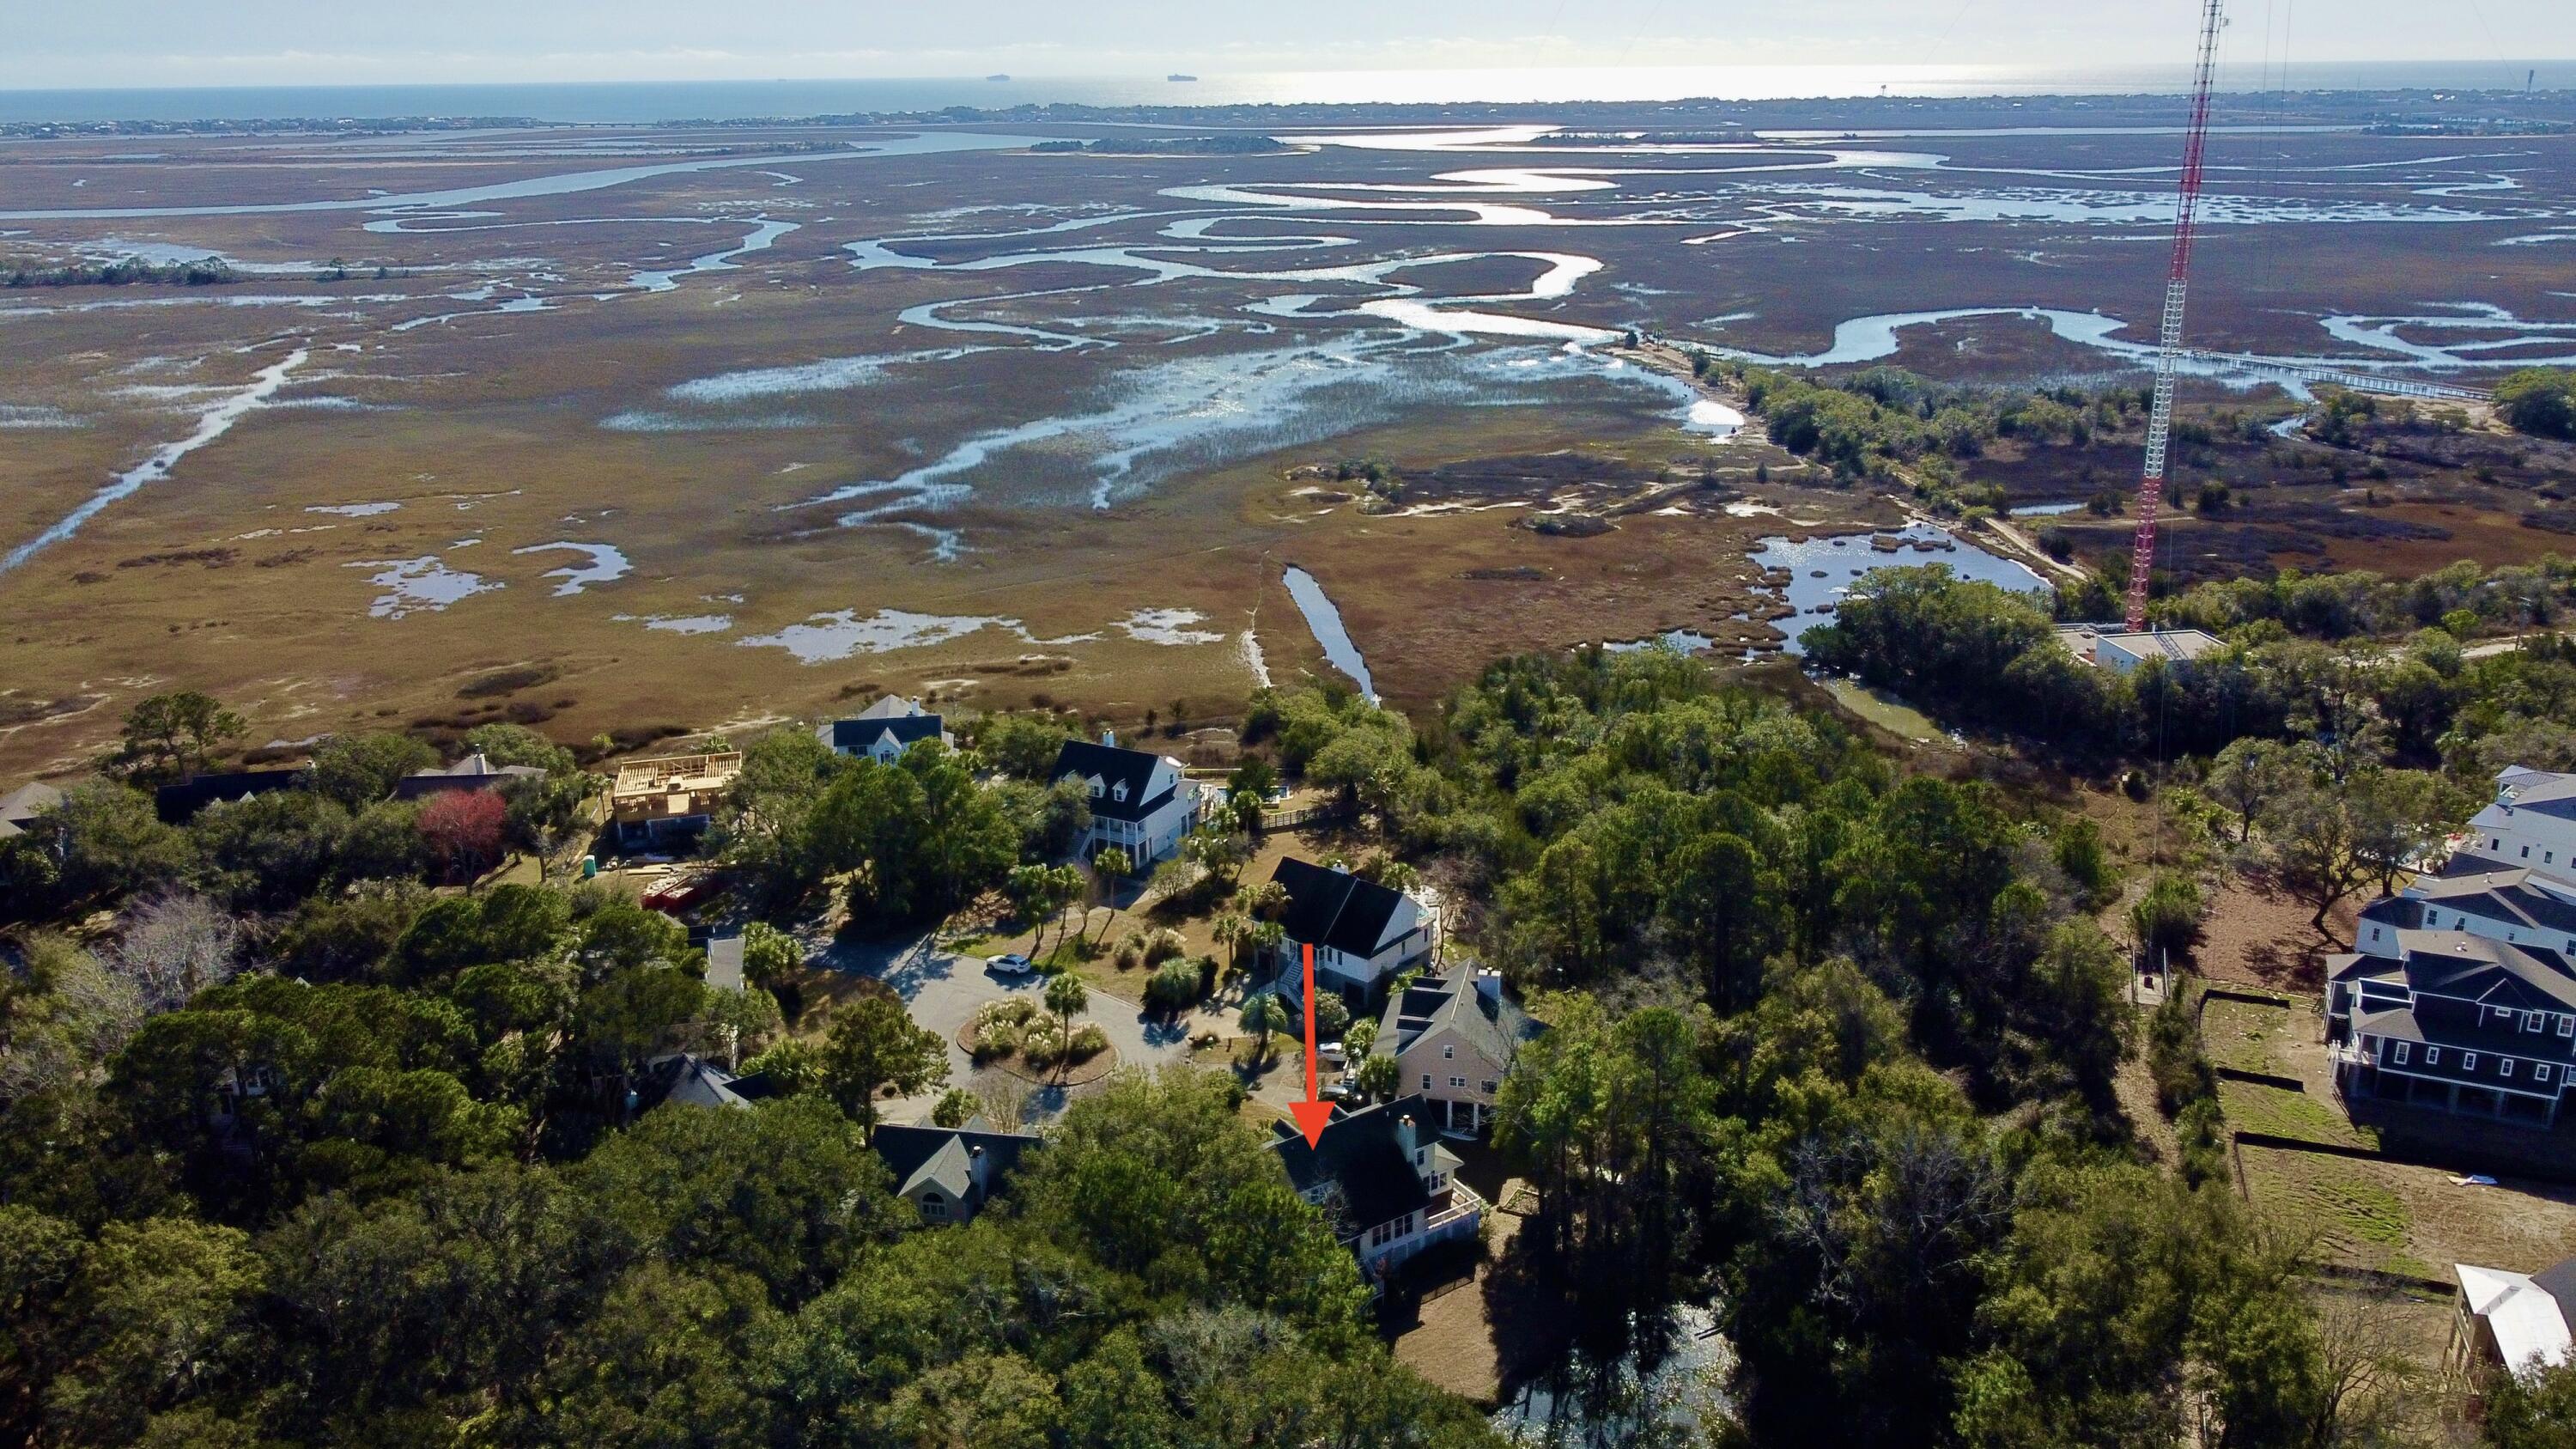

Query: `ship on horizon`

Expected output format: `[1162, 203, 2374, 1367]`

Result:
[1168, 73, 1199, 82]
[987, 73, 1012, 82]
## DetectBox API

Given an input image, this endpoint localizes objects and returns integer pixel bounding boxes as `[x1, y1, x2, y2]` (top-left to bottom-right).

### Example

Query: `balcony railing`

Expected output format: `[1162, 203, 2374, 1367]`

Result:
[1423, 1184, 1487, 1234]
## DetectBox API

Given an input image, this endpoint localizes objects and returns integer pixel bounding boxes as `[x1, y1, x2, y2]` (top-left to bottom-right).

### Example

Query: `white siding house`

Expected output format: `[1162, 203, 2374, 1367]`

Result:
[1266, 856, 1435, 1004]
[1049, 739, 1203, 867]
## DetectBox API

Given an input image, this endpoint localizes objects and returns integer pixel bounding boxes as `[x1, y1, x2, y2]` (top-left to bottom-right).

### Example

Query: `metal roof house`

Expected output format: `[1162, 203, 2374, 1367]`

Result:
[2449, 1256, 2576, 1393]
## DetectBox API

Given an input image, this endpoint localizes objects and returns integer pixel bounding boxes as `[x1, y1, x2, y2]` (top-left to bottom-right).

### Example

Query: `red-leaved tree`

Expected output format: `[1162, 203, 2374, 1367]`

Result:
[418, 788, 508, 881]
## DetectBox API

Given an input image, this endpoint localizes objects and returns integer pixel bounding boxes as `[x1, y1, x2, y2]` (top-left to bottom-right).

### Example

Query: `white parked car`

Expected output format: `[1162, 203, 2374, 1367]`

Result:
[986, 953, 1035, 977]
[1315, 1040, 1347, 1068]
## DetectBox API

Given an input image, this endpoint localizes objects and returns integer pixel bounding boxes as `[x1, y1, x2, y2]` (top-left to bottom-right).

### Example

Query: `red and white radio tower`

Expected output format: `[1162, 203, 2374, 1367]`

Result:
[2125, 0, 2227, 633]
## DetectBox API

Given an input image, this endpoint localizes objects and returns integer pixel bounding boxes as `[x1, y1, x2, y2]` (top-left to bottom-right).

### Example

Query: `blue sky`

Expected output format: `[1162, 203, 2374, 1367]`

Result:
[6, 0, 2571, 89]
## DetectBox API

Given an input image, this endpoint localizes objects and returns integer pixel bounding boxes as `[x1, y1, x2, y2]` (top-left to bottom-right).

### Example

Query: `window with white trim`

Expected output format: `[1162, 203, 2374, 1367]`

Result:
[1481, 1079, 1498, 1094]
[1442, 1044, 1454, 1059]
[2541, 1063, 2555, 1084]
[2465, 1053, 2480, 1071]
[1449, 1075, 1467, 1089]
[2561, 1015, 2575, 1038]
[2392, 1041, 2411, 1065]
[1421, 1074, 1432, 1091]
[2427, 1047, 2442, 1064]
[2528, 1012, 2547, 1034]
[2501, 1058, 2516, 1078]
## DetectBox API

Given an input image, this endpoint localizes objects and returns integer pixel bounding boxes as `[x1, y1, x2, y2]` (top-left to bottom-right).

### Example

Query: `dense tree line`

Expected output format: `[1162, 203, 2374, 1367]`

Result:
[1392, 651, 2453, 1446]
[1, 717, 594, 926]
[9, 650, 2572, 1446]
[1807, 560, 2576, 773]
[1718, 363, 2141, 485]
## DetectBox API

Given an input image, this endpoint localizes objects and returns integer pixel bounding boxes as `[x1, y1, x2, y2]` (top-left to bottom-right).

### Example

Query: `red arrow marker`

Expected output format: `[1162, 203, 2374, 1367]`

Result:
[1290, 941, 1334, 1148]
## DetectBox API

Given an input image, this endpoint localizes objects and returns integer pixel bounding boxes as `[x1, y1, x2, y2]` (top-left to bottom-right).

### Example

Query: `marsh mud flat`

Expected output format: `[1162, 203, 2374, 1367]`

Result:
[3, 104, 2572, 770]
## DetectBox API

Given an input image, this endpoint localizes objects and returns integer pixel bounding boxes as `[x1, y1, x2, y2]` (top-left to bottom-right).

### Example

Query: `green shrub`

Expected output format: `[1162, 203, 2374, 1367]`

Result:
[2147, 983, 2216, 1117]
[2176, 1097, 2230, 1189]
[1019, 1015, 1068, 1069]
[2130, 874, 2205, 962]
[1142, 928, 1189, 967]
[1066, 1024, 1109, 1063]
[1145, 959, 1203, 1014]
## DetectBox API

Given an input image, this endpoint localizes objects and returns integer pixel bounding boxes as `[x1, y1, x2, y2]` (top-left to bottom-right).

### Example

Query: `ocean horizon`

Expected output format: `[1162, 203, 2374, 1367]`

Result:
[5, 61, 2574, 126]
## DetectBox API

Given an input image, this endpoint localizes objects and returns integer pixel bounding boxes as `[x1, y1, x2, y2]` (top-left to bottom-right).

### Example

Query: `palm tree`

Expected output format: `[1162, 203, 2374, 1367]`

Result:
[1249, 921, 1285, 983]
[1239, 992, 1287, 1065]
[1043, 971, 1090, 1083]
[1211, 912, 1249, 975]
[1085, 847, 1131, 949]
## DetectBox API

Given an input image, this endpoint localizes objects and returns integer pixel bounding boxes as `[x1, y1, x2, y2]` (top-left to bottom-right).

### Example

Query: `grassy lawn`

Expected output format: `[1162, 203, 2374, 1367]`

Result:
[2217, 1079, 2380, 1151]
[2202, 997, 2293, 1078]
[2240, 1144, 2432, 1280]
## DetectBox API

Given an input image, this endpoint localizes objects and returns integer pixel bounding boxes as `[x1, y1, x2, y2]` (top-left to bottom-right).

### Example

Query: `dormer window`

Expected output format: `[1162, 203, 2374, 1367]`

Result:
[1111, 781, 1128, 802]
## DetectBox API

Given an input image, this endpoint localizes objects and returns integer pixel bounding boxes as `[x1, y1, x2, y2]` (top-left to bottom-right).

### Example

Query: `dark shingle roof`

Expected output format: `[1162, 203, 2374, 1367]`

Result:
[824, 715, 946, 753]
[1271, 856, 1409, 959]
[1050, 740, 1171, 823]
[871, 1123, 1039, 1202]
[1269, 1094, 1440, 1229]
[393, 752, 545, 800]
[2335, 930, 2576, 1012]
[154, 769, 310, 824]
[0, 781, 64, 838]
[1373, 969, 1540, 1067]
[2533, 1256, 2576, 1327]
[635, 1052, 775, 1111]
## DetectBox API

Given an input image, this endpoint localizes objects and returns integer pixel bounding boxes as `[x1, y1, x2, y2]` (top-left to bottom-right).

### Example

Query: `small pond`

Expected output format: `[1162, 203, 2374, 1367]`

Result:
[1282, 565, 1376, 702]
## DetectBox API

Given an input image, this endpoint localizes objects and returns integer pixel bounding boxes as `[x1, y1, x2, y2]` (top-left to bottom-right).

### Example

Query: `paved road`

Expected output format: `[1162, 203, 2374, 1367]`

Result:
[822, 931, 1224, 1125]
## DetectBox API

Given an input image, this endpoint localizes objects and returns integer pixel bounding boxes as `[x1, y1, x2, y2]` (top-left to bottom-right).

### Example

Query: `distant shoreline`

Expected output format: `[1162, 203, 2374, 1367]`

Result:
[4, 64, 2576, 131]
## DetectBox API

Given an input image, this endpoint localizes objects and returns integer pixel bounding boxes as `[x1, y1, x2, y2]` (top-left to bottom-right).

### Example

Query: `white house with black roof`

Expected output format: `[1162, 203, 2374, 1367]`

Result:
[1265, 855, 1435, 1006]
[819, 695, 952, 764]
[2465, 766, 2576, 883]
[1270, 1094, 1482, 1276]
[1048, 737, 1202, 867]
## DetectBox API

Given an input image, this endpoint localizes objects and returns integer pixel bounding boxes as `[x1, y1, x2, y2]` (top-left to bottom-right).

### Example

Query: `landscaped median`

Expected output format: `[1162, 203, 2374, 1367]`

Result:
[959, 996, 1118, 1087]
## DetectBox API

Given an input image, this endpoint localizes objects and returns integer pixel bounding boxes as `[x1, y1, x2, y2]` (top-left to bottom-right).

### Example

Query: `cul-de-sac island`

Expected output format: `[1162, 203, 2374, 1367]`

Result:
[8, 6, 2576, 1446]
